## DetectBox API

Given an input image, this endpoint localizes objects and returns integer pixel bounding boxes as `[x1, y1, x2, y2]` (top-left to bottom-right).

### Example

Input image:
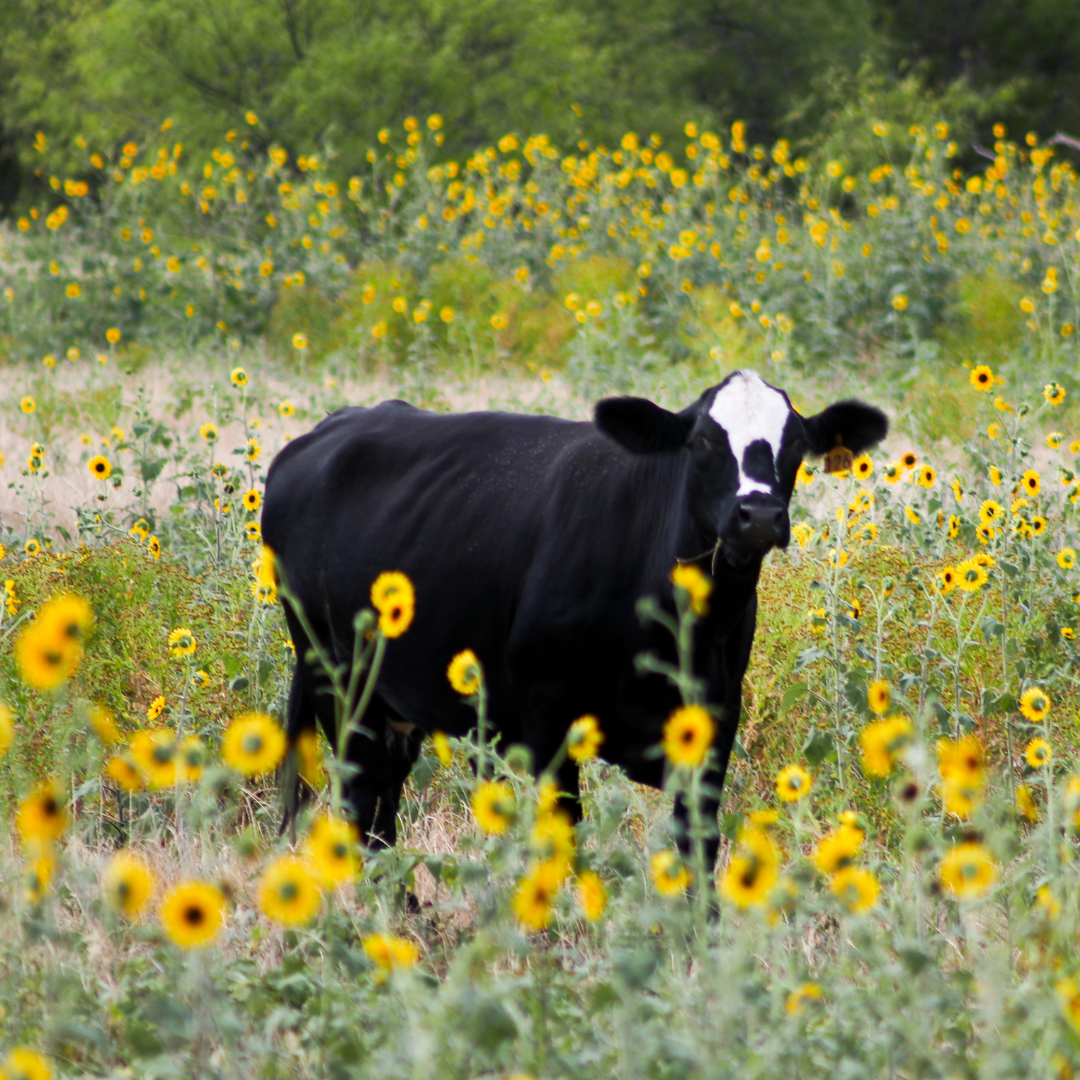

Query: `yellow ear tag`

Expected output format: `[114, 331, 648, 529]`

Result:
[823, 437, 853, 475]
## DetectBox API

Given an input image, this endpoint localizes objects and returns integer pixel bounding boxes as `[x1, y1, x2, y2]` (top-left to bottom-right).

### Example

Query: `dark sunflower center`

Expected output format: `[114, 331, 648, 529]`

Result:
[332, 843, 347, 859]
[242, 734, 264, 755]
[279, 881, 298, 902]
[680, 729, 694, 744]
[43, 798, 58, 817]
[118, 880, 131, 899]
[184, 904, 205, 925]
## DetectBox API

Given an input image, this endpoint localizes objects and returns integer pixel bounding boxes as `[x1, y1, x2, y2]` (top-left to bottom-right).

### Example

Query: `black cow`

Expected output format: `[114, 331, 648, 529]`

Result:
[263, 370, 886, 866]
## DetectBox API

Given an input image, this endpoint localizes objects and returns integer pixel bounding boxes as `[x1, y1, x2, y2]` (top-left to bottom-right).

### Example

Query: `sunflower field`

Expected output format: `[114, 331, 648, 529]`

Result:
[4, 111, 1080, 1079]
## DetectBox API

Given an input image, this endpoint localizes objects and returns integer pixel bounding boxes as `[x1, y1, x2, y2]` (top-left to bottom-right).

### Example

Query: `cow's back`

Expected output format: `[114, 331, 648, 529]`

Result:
[262, 401, 603, 732]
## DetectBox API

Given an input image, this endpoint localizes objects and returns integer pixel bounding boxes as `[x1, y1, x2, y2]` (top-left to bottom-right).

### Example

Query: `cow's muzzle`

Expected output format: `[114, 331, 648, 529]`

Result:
[722, 494, 789, 556]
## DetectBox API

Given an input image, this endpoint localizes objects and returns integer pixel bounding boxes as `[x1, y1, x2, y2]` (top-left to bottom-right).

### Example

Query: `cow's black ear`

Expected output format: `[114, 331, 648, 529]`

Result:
[595, 397, 693, 454]
[802, 400, 889, 457]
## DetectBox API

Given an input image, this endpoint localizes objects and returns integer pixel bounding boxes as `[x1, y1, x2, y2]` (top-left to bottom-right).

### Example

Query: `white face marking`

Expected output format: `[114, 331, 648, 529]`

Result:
[707, 370, 791, 495]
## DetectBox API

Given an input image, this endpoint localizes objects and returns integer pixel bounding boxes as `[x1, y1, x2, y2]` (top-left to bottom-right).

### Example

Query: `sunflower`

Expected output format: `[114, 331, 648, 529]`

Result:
[279, 400, 295, 418]
[23, 851, 54, 902]
[830, 866, 880, 914]
[1021, 469, 1041, 496]
[937, 734, 985, 786]
[177, 736, 206, 782]
[16, 780, 67, 844]
[0, 702, 11, 758]
[512, 861, 563, 930]
[1045, 382, 1067, 407]
[941, 778, 982, 818]
[900, 452, 917, 470]
[1049, 432, 1065, 448]
[168, 627, 196, 657]
[246, 438, 261, 462]
[775, 764, 812, 802]
[939, 842, 997, 899]
[242, 489, 261, 513]
[20, 396, 35, 414]
[670, 563, 712, 615]
[883, 462, 901, 483]
[304, 814, 361, 886]
[867, 679, 890, 715]
[102, 851, 155, 917]
[786, 983, 823, 1015]
[4, 1049, 52, 1080]
[292, 332, 308, 349]
[976, 523, 995, 545]
[88, 455, 112, 480]
[1019, 687, 1050, 722]
[811, 823, 863, 874]
[1025, 738, 1051, 768]
[1016, 784, 1039, 822]
[950, 478, 963, 502]
[650, 849, 692, 895]
[105, 755, 142, 792]
[795, 462, 814, 486]
[245, 521, 262, 542]
[852, 454, 873, 480]
[199, 422, 218, 442]
[447, 649, 481, 695]
[904, 506, 920, 525]
[979, 500, 1003, 526]
[160, 881, 226, 948]
[859, 717, 913, 778]
[969, 365, 994, 391]
[258, 855, 323, 925]
[1059, 548, 1076, 570]
[431, 731, 453, 767]
[370, 570, 415, 638]
[576, 870, 607, 920]
[146, 695, 166, 722]
[662, 704, 715, 768]
[531, 810, 575, 873]
[362, 933, 419, 970]
[567, 714, 604, 762]
[15, 597, 92, 690]
[917, 464, 936, 488]
[130, 729, 178, 788]
[24, 539, 41, 555]
[936, 567, 957, 594]
[230, 366, 248, 387]
[719, 828, 780, 909]
[221, 711, 287, 777]
[147, 536, 161, 559]
[471, 780, 514, 834]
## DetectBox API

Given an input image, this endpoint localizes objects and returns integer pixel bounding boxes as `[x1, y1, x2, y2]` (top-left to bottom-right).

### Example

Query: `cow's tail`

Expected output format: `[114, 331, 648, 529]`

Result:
[277, 660, 315, 839]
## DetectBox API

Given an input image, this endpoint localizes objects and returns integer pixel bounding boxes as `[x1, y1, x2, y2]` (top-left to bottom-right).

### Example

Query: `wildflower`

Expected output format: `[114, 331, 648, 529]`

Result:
[16, 781, 67, 844]
[305, 815, 361, 886]
[447, 649, 481, 695]
[1045, 382, 1066, 407]
[130, 729, 178, 788]
[1020, 469, 1040, 497]
[168, 627, 196, 657]
[1019, 687, 1050, 722]
[295, 728, 324, 788]
[0, 702, 13, 757]
[939, 842, 997, 900]
[786, 983, 823, 1015]
[859, 717, 913, 778]
[830, 866, 880, 914]
[969, 365, 994, 391]
[719, 827, 780, 909]
[15, 594, 93, 690]
[513, 861, 562, 929]
[662, 704, 715, 768]
[20, 396, 35, 414]
[775, 764, 812, 802]
[129, 518, 149, 539]
[937, 734, 985, 787]
[292, 333, 308, 350]
[976, 524, 995, 545]
[160, 881, 226, 948]
[363, 934, 419, 970]
[221, 712, 286, 776]
[370, 570, 415, 638]
[867, 679, 889, 715]
[979, 499, 1004, 525]
[883, 463, 901, 483]
[795, 462, 814, 485]
[1058, 548, 1076, 569]
[253, 545, 277, 604]
[102, 851, 155, 917]
[245, 522, 262, 542]
[4, 1050, 52, 1080]
[199, 422, 218, 441]
[90, 703, 122, 743]
[532, 810, 575, 876]
[279, 400, 295, 417]
[651, 849, 691, 895]
[1016, 784, 1038, 822]
[472, 781, 514, 834]
[988, 465, 1001, 486]
[88, 455, 111, 479]
[246, 438, 261, 462]
[576, 870, 607, 920]
[904, 507, 920, 525]
[242, 489, 261, 512]
[852, 454, 873, 480]
[670, 562, 711, 615]
[1025, 738, 1051, 768]
[956, 559, 988, 592]
[432, 731, 452, 767]
[811, 823, 863, 874]
[146, 695, 165, 722]
[105, 755, 141, 792]
[917, 464, 936, 488]
[24, 851, 54, 904]
[258, 855, 323, 925]
[900, 452, 917, 470]
[941, 777, 982, 818]
[892, 294, 908, 311]
[230, 367, 248, 387]
[1049, 432, 1064, 449]
[936, 567, 957, 594]
[567, 714, 604, 762]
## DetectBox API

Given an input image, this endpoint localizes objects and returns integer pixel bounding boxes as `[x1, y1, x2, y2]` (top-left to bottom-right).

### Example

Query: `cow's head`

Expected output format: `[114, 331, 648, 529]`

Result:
[595, 370, 888, 566]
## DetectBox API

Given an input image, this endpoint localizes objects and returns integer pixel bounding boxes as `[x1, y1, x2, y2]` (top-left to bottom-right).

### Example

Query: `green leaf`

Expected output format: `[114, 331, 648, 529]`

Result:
[780, 681, 808, 712]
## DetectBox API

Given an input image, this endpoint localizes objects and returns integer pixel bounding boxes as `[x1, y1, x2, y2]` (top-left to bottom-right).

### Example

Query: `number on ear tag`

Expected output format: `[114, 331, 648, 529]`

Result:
[823, 442, 853, 474]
